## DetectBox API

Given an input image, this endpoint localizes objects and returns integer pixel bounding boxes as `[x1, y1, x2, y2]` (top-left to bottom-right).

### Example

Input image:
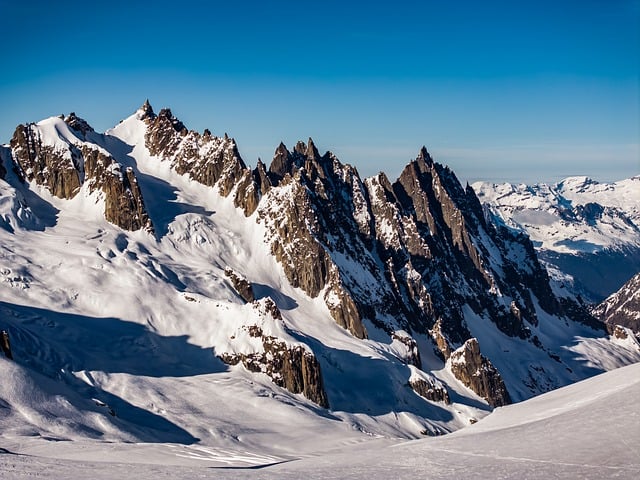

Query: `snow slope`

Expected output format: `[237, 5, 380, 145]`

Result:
[1, 360, 638, 479]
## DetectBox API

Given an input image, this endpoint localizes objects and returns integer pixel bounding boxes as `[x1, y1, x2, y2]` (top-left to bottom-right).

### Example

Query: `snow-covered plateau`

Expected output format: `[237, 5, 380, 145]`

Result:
[1, 103, 639, 478]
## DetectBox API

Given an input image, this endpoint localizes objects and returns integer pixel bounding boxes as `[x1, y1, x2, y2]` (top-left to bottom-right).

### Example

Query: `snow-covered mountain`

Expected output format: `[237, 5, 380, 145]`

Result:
[1, 102, 638, 457]
[593, 272, 640, 335]
[473, 177, 640, 302]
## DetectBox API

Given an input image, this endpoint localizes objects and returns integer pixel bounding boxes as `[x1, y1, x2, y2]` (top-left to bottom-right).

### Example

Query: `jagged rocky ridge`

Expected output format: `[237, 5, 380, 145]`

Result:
[1, 101, 630, 413]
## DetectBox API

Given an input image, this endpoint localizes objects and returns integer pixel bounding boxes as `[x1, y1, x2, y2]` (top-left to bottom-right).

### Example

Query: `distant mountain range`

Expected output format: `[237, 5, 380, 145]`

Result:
[473, 176, 640, 303]
[0, 102, 638, 454]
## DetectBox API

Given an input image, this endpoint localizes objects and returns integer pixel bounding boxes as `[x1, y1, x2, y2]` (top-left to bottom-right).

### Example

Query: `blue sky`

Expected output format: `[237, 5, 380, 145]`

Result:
[0, 0, 638, 183]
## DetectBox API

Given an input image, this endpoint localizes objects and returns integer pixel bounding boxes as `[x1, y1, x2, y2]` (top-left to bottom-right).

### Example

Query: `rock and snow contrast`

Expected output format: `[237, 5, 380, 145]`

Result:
[473, 177, 640, 303]
[1, 102, 639, 477]
[593, 272, 640, 336]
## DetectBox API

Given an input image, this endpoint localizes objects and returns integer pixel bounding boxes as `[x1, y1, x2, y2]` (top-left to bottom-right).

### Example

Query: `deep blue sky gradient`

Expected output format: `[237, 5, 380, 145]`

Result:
[1, 0, 638, 183]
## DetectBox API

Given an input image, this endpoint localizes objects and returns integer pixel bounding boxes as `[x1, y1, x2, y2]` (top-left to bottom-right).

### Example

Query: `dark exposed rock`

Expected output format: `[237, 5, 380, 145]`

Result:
[257, 174, 329, 297]
[143, 104, 257, 214]
[449, 338, 511, 407]
[139, 99, 155, 121]
[253, 159, 272, 195]
[224, 268, 255, 303]
[81, 146, 153, 232]
[612, 325, 629, 340]
[11, 124, 81, 199]
[219, 331, 329, 408]
[268, 142, 294, 183]
[8, 119, 152, 232]
[592, 272, 640, 335]
[392, 333, 422, 368]
[234, 169, 261, 216]
[258, 157, 368, 338]
[1, 330, 13, 360]
[105, 167, 152, 232]
[409, 377, 450, 403]
[64, 113, 94, 138]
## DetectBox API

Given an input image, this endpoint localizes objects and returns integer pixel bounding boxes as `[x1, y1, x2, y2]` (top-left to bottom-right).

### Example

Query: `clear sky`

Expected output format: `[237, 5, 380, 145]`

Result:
[1, 0, 638, 184]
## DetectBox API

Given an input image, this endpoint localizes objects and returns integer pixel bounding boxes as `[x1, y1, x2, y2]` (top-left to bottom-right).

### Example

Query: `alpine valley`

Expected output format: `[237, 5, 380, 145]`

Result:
[1, 102, 638, 476]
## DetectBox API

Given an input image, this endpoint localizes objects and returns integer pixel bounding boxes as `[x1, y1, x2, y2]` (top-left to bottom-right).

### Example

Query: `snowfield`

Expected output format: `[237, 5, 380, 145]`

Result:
[1, 361, 638, 479]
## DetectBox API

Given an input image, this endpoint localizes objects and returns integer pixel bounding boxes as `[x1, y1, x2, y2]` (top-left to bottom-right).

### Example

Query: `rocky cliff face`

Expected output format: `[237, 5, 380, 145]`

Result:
[218, 299, 329, 408]
[10, 123, 82, 199]
[592, 272, 640, 335]
[7, 115, 152, 232]
[449, 338, 511, 407]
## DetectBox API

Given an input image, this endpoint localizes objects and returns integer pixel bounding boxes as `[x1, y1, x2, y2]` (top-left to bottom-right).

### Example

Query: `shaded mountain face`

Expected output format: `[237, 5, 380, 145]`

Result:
[592, 272, 640, 336]
[1, 102, 637, 443]
[473, 178, 640, 303]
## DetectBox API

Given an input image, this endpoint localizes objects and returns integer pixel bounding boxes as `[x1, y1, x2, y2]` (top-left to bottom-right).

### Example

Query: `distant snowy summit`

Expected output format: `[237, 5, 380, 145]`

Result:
[474, 176, 640, 302]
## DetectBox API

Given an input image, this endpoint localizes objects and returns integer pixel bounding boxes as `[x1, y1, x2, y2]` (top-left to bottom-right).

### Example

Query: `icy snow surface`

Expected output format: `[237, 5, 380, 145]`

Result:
[1, 361, 638, 479]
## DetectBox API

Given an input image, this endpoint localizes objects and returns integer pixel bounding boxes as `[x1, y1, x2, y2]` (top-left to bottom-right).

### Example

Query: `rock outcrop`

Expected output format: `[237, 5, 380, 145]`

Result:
[224, 268, 255, 303]
[8, 116, 152, 232]
[1, 330, 12, 360]
[592, 272, 640, 335]
[409, 378, 451, 403]
[449, 338, 511, 407]
[219, 321, 329, 408]
[10, 123, 82, 199]
[142, 106, 261, 216]
[217, 297, 329, 407]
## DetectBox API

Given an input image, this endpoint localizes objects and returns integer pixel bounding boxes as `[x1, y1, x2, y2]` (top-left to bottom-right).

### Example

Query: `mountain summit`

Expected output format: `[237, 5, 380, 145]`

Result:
[0, 102, 638, 448]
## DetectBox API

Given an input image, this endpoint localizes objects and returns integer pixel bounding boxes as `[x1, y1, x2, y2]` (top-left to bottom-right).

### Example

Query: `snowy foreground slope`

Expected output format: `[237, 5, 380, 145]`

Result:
[1, 103, 639, 475]
[474, 177, 640, 302]
[2, 361, 638, 479]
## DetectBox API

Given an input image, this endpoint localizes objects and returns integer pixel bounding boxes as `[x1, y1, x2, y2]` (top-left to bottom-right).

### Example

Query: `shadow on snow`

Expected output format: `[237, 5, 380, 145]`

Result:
[0, 301, 227, 444]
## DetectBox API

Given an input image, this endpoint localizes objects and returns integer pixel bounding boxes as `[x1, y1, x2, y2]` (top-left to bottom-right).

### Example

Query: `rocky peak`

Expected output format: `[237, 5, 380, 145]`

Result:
[305, 137, 320, 162]
[156, 108, 186, 133]
[143, 106, 254, 213]
[10, 123, 82, 199]
[137, 99, 155, 121]
[268, 142, 294, 183]
[417, 145, 434, 166]
[64, 113, 94, 137]
[293, 140, 307, 157]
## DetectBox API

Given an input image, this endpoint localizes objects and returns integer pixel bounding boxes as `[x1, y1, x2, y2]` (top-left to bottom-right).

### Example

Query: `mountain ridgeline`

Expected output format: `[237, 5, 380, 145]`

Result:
[0, 102, 633, 417]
